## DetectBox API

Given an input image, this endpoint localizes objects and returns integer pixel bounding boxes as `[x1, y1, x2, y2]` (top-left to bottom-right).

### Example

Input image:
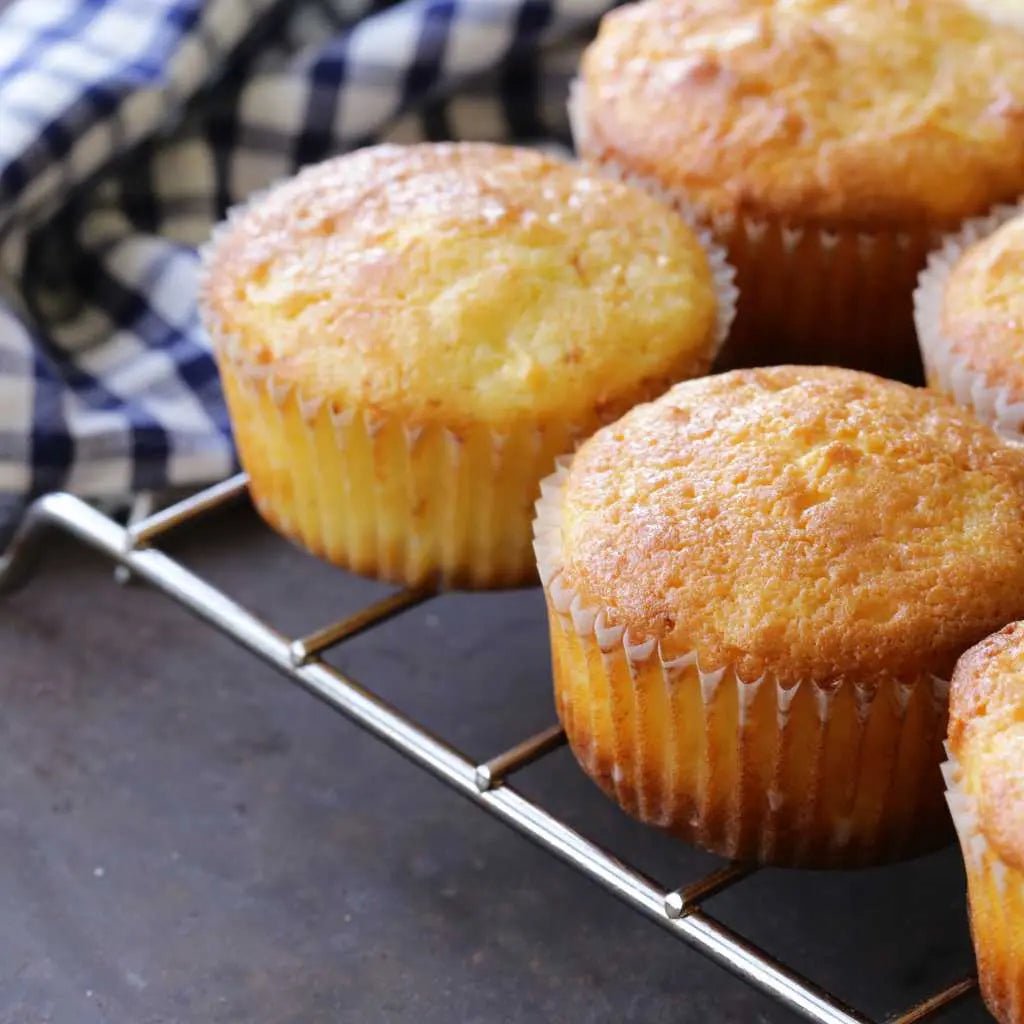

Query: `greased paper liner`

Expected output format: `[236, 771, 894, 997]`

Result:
[944, 748, 1024, 1023]
[535, 457, 952, 867]
[570, 83, 938, 378]
[914, 201, 1024, 440]
[195, 168, 738, 589]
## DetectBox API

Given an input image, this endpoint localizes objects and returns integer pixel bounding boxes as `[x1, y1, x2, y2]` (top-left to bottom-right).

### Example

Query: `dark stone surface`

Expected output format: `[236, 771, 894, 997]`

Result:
[0, 506, 989, 1023]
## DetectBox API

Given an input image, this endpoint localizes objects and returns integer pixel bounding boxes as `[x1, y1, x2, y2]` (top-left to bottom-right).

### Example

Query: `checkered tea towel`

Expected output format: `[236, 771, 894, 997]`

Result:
[0, 0, 613, 534]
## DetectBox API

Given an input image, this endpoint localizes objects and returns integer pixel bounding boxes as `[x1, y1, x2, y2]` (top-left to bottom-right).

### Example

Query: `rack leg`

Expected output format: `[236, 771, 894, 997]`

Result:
[115, 492, 157, 586]
[0, 494, 68, 595]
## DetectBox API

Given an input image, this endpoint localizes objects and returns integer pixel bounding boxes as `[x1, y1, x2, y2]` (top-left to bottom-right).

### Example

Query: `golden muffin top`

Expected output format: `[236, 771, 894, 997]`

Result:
[942, 212, 1024, 397]
[556, 366, 1024, 683]
[949, 622, 1024, 870]
[576, 0, 1024, 227]
[201, 143, 720, 428]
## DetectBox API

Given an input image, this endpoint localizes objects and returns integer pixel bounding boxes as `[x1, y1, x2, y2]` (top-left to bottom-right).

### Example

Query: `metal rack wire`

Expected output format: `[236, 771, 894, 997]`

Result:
[0, 474, 981, 1024]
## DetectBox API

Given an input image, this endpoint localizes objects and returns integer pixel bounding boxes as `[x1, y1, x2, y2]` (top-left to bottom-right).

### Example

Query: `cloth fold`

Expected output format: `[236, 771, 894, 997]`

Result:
[0, 0, 610, 527]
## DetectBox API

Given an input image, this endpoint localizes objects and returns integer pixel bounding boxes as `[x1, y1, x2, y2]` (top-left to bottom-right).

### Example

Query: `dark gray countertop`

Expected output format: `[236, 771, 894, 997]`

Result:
[0, 506, 990, 1023]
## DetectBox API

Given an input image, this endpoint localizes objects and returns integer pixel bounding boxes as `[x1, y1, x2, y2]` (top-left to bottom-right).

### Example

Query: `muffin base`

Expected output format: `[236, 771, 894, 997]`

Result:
[945, 754, 1024, 1023]
[535, 460, 952, 868]
[914, 202, 1024, 440]
[219, 355, 581, 588]
[721, 218, 934, 381]
[570, 86, 940, 381]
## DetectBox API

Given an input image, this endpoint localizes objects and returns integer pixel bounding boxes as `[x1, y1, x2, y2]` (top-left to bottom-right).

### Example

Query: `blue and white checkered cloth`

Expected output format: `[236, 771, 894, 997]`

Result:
[0, 0, 612, 531]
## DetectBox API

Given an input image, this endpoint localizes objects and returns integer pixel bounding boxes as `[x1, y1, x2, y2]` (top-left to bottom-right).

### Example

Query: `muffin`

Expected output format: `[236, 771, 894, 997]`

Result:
[573, 0, 1024, 380]
[200, 143, 735, 588]
[915, 204, 1024, 440]
[534, 365, 1024, 867]
[946, 623, 1024, 1023]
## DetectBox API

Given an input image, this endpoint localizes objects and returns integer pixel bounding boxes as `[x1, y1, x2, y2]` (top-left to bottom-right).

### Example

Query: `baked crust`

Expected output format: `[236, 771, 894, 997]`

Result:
[559, 366, 1024, 683]
[941, 213, 1024, 400]
[949, 621, 1024, 872]
[577, 0, 1024, 227]
[201, 142, 718, 430]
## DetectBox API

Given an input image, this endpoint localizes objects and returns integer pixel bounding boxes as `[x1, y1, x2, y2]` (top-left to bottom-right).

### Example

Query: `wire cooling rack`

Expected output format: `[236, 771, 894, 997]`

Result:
[0, 474, 981, 1024]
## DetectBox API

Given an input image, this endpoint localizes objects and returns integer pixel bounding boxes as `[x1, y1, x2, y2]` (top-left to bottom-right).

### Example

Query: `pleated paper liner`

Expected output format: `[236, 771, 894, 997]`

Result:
[198, 173, 738, 590]
[570, 84, 942, 382]
[944, 752, 1024, 1024]
[217, 349, 577, 588]
[535, 458, 951, 868]
[914, 201, 1024, 440]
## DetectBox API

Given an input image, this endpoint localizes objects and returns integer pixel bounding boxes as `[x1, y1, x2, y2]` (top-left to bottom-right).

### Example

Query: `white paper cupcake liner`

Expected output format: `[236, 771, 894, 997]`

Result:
[914, 201, 1024, 439]
[216, 324, 596, 586]
[943, 748, 995, 876]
